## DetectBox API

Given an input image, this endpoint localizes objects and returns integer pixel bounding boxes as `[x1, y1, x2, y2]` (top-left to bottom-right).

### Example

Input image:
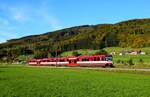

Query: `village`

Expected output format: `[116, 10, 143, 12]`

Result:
[110, 50, 146, 56]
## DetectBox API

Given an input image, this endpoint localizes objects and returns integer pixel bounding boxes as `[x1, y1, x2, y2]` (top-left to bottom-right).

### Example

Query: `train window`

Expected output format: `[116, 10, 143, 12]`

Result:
[60, 59, 65, 62]
[43, 60, 46, 62]
[46, 60, 49, 62]
[81, 58, 85, 61]
[69, 60, 71, 64]
[74, 60, 77, 63]
[57, 59, 60, 62]
[106, 56, 112, 61]
[97, 57, 100, 61]
[77, 58, 79, 61]
[82, 58, 89, 61]
[82, 58, 85, 61]
[94, 57, 97, 61]
[101, 57, 105, 61]
[51, 59, 54, 62]
[86, 58, 89, 61]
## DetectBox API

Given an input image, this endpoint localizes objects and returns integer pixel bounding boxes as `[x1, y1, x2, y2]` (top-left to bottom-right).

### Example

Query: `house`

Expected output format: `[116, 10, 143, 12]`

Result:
[119, 50, 146, 55]
[140, 51, 146, 55]
[110, 52, 116, 55]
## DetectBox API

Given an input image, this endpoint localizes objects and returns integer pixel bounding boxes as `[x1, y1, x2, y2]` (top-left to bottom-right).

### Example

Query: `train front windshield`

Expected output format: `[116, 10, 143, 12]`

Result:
[106, 55, 113, 61]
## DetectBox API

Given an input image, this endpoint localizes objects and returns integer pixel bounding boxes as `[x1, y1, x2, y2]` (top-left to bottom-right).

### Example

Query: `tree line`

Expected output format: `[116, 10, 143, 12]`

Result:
[0, 18, 150, 62]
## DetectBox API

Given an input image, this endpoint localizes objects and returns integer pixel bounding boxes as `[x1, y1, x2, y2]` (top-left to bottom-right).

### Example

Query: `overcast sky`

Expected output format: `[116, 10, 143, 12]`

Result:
[0, 0, 150, 43]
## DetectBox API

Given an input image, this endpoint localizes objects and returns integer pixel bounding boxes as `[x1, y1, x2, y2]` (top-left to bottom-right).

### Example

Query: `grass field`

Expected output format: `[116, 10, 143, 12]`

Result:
[61, 47, 150, 57]
[0, 65, 150, 97]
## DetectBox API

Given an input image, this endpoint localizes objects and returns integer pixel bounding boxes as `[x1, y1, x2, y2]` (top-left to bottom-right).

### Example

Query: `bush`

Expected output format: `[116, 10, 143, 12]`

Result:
[116, 59, 127, 66]
[116, 59, 121, 63]
[139, 58, 144, 64]
[128, 59, 134, 66]
[72, 51, 81, 56]
[17, 55, 33, 63]
[34, 51, 48, 59]
[50, 50, 63, 58]
[48, 53, 52, 58]
[95, 49, 108, 55]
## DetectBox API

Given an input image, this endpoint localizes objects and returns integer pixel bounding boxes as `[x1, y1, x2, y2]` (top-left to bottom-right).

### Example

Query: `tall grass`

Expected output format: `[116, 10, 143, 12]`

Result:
[0, 66, 150, 97]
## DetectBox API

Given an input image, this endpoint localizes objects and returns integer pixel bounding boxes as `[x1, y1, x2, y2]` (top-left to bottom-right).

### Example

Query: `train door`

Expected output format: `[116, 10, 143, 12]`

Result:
[68, 58, 78, 67]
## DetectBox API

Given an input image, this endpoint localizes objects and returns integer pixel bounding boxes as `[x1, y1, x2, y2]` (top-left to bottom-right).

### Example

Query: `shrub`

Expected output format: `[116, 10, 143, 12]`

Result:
[95, 49, 108, 55]
[116, 59, 127, 66]
[139, 58, 144, 64]
[72, 51, 81, 56]
[50, 50, 63, 58]
[128, 59, 134, 66]
[116, 59, 121, 64]
[34, 51, 48, 59]
[48, 53, 52, 58]
[17, 55, 33, 63]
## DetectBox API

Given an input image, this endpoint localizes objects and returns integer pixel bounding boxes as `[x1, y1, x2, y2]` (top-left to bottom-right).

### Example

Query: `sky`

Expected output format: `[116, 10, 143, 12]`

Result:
[0, 0, 150, 43]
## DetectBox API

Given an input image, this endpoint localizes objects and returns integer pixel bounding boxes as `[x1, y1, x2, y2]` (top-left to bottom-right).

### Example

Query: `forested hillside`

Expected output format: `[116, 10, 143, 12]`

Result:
[0, 18, 150, 62]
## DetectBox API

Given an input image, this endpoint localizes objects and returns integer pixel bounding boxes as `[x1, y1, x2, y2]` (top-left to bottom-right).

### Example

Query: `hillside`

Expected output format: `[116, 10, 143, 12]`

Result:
[0, 18, 150, 62]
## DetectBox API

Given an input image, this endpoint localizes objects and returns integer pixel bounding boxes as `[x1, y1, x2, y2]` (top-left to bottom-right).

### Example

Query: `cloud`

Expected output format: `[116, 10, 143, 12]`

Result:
[49, 16, 63, 30]
[0, 0, 62, 29]
[33, 1, 63, 30]
[41, 12, 63, 30]
[0, 4, 32, 42]
[0, 2, 30, 23]
[0, 17, 18, 43]
[0, 0, 63, 42]
[9, 7, 29, 23]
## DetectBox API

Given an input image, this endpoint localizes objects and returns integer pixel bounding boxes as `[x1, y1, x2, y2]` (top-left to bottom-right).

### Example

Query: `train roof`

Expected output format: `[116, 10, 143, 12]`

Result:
[30, 54, 112, 61]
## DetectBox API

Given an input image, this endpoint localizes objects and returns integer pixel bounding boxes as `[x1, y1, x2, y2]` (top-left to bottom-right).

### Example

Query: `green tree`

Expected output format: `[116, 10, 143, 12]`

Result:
[34, 51, 48, 59]
[95, 49, 108, 55]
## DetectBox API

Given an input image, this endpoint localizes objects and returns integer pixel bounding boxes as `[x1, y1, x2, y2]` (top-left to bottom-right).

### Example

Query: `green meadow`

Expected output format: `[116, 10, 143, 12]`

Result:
[0, 65, 150, 97]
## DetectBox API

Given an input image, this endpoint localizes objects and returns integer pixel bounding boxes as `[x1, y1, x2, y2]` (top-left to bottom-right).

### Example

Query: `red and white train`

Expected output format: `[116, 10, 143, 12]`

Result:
[28, 55, 113, 67]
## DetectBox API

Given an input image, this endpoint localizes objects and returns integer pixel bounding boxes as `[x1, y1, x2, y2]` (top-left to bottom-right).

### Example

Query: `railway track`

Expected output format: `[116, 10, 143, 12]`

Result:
[28, 66, 150, 72]
[81, 67, 150, 72]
